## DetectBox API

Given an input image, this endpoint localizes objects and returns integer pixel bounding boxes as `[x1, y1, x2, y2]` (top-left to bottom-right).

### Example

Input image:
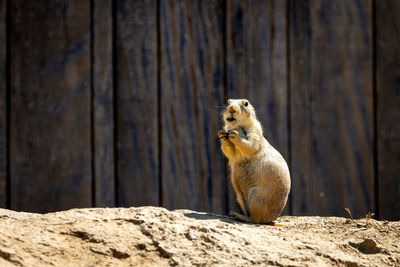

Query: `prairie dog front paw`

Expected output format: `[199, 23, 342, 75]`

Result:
[228, 130, 239, 141]
[218, 130, 229, 140]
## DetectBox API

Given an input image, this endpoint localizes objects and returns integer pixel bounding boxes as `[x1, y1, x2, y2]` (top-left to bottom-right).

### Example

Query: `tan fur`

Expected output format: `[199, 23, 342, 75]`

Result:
[218, 99, 291, 223]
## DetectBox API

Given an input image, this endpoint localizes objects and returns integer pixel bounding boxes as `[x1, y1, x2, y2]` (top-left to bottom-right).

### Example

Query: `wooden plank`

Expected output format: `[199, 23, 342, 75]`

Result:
[9, 1, 92, 212]
[92, 0, 115, 207]
[289, 0, 316, 215]
[160, 0, 226, 212]
[307, 0, 374, 217]
[226, 0, 289, 214]
[0, 0, 6, 208]
[376, 0, 400, 220]
[116, 0, 159, 207]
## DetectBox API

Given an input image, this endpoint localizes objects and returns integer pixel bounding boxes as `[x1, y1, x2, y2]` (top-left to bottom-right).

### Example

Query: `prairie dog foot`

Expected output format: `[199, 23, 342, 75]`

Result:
[229, 211, 282, 226]
[229, 211, 251, 223]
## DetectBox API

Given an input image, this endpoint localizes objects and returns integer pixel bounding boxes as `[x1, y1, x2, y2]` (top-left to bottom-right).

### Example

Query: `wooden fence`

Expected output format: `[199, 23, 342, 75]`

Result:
[0, 0, 399, 220]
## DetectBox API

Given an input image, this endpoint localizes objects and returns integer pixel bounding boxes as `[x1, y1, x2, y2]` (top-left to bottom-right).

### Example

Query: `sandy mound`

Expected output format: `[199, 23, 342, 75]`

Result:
[0, 207, 399, 266]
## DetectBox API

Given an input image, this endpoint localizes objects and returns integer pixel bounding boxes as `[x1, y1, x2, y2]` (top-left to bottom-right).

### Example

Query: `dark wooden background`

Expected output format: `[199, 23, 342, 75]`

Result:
[0, 0, 399, 220]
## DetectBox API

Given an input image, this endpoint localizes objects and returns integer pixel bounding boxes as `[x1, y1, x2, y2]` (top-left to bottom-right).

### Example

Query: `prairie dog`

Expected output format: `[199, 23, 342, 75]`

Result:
[218, 99, 291, 223]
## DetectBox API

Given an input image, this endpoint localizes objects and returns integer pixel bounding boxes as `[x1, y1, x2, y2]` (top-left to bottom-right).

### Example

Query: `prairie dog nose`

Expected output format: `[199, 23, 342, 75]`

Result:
[228, 104, 240, 114]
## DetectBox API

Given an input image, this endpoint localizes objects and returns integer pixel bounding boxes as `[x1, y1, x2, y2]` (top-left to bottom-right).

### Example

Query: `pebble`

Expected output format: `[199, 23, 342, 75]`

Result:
[186, 231, 197, 240]
[242, 238, 250, 245]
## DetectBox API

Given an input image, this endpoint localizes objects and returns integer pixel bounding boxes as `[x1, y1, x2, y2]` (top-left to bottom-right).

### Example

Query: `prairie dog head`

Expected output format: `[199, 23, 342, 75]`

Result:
[223, 99, 257, 130]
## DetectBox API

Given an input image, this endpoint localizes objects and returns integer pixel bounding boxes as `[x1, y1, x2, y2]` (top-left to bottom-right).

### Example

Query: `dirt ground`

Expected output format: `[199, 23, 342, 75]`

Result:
[0, 206, 399, 266]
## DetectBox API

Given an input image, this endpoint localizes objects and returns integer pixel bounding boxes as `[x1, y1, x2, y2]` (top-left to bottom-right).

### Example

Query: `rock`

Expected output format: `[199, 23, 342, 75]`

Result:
[110, 247, 130, 259]
[0, 207, 399, 266]
[185, 231, 197, 240]
[349, 238, 381, 254]
[242, 238, 250, 245]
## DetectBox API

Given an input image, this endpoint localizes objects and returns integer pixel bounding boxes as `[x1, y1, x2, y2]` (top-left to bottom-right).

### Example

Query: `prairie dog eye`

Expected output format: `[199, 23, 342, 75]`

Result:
[244, 101, 249, 107]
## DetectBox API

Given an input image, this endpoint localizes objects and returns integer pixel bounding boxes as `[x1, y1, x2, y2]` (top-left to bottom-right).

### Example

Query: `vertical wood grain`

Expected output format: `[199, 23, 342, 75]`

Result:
[115, 0, 159, 207]
[289, 0, 317, 215]
[0, 0, 6, 208]
[160, 0, 226, 212]
[226, 0, 289, 214]
[376, 0, 400, 220]
[9, 1, 92, 212]
[92, 0, 115, 207]
[291, 0, 375, 216]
